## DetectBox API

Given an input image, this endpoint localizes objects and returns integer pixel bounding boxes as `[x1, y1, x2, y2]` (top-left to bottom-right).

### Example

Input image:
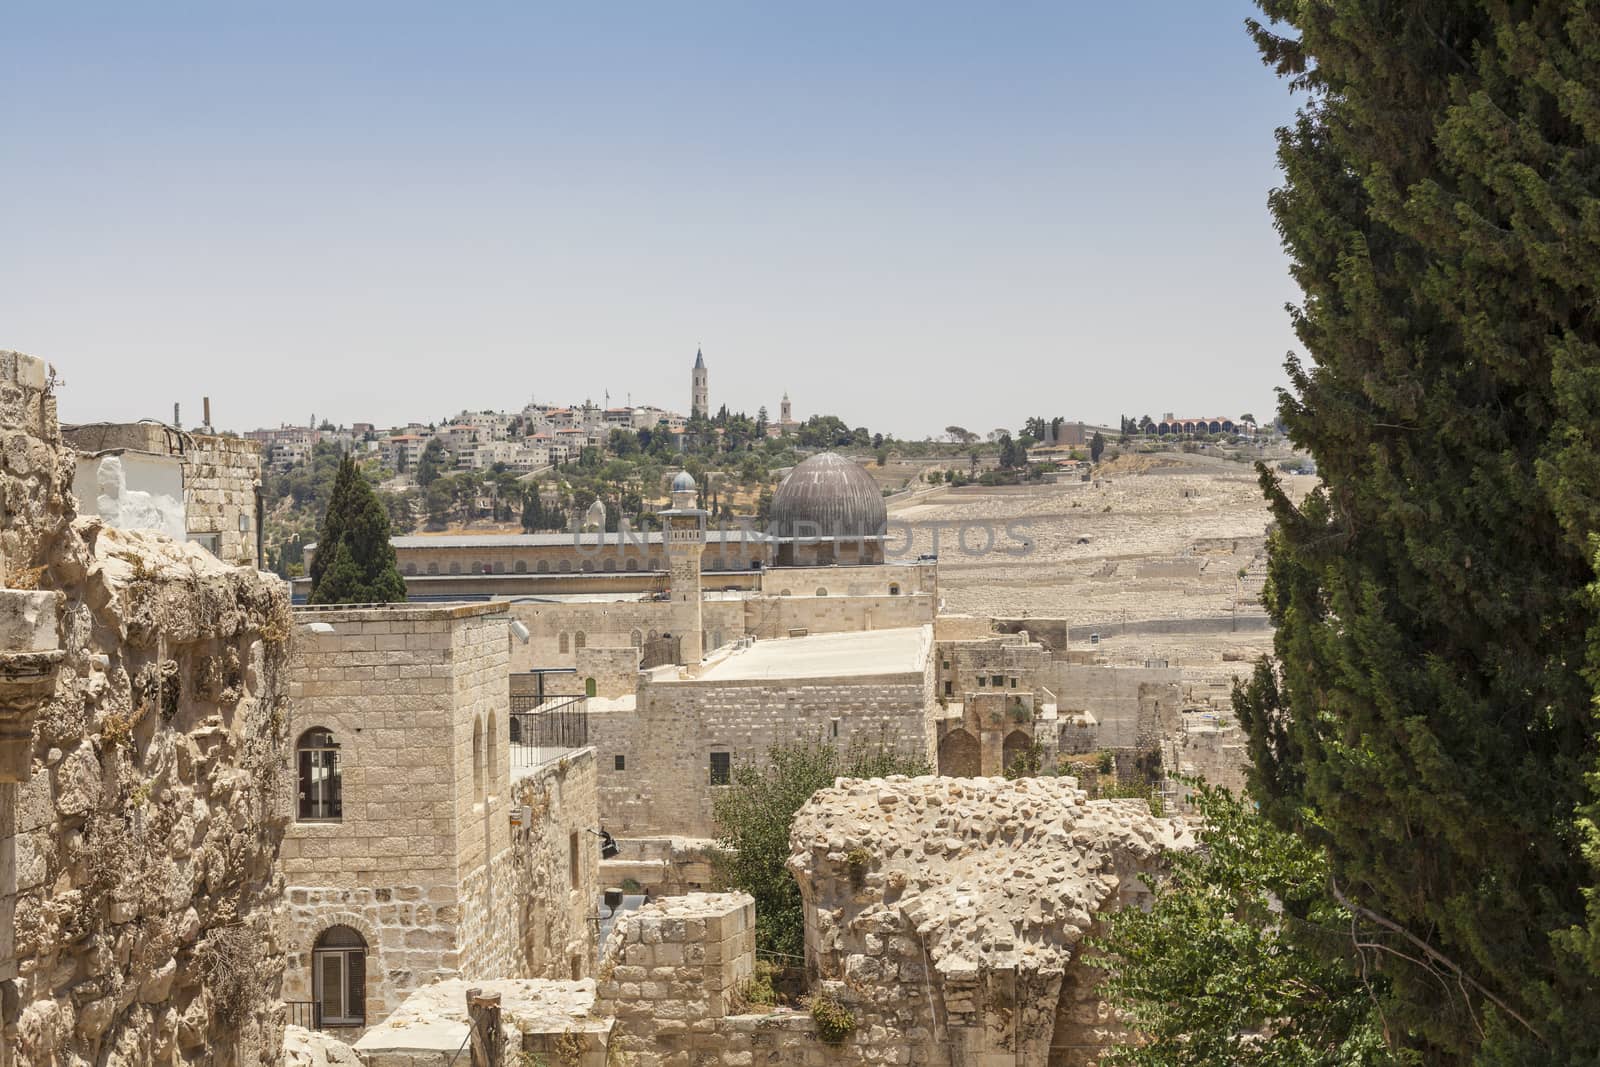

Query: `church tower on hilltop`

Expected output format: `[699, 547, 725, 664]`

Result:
[691, 348, 709, 419]
[780, 391, 792, 426]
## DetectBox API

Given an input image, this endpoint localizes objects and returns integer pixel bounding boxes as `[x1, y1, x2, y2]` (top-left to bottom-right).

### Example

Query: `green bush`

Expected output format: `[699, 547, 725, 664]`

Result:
[810, 993, 856, 1044]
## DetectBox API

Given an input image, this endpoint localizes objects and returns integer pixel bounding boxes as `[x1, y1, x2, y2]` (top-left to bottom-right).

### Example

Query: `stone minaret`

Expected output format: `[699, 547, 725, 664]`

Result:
[780, 390, 791, 426]
[691, 348, 709, 419]
[663, 471, 707, 663]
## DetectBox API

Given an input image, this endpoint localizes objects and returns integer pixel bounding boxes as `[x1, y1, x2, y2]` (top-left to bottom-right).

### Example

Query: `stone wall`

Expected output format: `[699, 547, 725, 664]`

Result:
[595, 892, 757, 1058]
[503, 585, 932, 674]
[2, 351, 293, 1067]
[597, 648, 936, 839]
[741, 592, 933, 640]
[183, 434, 261, 568]
[574, 645, 640, 699]
[503, 751, 600, 981]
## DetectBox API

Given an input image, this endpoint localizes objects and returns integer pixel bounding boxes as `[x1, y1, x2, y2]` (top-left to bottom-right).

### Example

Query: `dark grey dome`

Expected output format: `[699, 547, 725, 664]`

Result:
[771, 453, 887, 540]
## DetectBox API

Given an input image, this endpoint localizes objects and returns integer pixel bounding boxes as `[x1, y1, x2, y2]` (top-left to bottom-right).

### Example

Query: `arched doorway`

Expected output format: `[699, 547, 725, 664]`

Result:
[1002, 730, 1032, 776]
[313, 925, 367, 1028]
[938, 729, 980, 777]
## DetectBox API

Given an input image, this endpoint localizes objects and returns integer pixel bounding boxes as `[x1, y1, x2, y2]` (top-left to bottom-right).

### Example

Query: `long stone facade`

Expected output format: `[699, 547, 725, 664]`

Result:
[1, 351, 293, 1067]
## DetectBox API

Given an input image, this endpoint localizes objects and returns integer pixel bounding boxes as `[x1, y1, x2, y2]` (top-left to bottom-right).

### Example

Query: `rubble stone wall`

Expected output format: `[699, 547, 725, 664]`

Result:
[504, 750, 600, 980]
[2, 350, 293, 1067]
[788, 776, 1191, 1067]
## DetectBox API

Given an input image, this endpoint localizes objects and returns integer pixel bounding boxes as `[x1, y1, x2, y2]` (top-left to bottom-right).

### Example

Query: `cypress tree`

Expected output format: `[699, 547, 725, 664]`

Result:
[309, 455, 407, 605]
[1240, 4, 1600, 1060]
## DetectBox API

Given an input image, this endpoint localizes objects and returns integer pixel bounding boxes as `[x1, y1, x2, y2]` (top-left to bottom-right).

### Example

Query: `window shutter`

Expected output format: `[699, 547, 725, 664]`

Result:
[298, 749, 314, 819]
[347, 950, 366, 1024]
[328, 749, 342, 819]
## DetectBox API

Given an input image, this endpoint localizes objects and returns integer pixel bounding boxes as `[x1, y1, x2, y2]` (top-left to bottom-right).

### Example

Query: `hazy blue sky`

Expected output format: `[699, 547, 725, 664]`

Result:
[2, 2, 1301, 438]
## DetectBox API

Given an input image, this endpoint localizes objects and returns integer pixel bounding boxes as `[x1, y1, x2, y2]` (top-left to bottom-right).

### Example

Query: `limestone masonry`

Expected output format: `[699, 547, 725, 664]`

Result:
[0, 351, 293, 1067]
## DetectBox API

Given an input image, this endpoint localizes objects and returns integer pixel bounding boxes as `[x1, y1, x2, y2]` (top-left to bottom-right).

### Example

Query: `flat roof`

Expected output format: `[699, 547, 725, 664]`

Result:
[694, 625, 930, 682]
[390, 530, 772, 549]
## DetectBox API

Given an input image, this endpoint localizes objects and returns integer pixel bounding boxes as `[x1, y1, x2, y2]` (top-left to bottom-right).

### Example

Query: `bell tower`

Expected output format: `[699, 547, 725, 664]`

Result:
[780, 390, 792, 427]
[662, 471, 706, 663]
[691, 348, 709, 419]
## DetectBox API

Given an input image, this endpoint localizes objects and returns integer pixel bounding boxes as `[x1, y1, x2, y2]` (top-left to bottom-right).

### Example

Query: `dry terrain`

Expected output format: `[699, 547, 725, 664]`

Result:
[892, 450, 1316, 667]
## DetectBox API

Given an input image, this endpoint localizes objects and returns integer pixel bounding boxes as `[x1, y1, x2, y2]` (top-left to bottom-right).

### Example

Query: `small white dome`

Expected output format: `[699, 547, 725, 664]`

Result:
[671, 471, 696, 492]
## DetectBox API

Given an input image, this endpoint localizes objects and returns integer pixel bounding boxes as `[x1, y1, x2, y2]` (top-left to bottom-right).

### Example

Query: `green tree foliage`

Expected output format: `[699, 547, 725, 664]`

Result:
[1238, 3, 1600, 1060]
[308, 455, 406, 605]
[1096, 783, 1403, 1067]
[416, 437, 447, 487]
[711, 735, 928, 958]
[1090, 431, 1106, 463]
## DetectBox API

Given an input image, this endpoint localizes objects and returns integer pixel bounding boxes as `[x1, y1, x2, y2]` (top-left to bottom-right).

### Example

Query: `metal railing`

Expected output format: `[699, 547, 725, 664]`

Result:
[510, 696, 589, 769]
[285, 1001, 318, 1030]
[510, 668, 577, 710]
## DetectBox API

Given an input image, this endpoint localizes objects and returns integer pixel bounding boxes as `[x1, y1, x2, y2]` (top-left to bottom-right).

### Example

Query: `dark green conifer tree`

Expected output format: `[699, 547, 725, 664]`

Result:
[308, 455, 407, 605]
[1239, 3, 1600, 1061]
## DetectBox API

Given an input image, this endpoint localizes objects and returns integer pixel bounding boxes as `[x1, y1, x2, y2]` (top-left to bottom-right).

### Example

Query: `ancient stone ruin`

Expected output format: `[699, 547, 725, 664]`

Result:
[0, 351, 293, 1066]
[788, 775, 1192, 1066]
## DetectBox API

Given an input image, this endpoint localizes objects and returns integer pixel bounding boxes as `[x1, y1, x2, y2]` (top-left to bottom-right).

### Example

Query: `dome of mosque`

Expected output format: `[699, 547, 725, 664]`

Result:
[770, 452, 887, 541]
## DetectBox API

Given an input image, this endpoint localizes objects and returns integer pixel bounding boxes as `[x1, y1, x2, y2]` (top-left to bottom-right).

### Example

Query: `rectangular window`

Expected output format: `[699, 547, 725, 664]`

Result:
[943, 681, 952, 697]
[569, 831, 580, 889]
[614, 754, 626, 771]
[977, 676, 987, 687]
[1010, 677, 1018, 688]
[830, 718, 840, 739]
[991, 675, 1004, 688]
[709, 751, 732, 786]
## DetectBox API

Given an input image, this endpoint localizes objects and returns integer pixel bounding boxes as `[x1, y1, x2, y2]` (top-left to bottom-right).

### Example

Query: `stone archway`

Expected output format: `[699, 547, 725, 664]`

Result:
[1002, 730, 1032, 775]
[938, 728, 980, 777]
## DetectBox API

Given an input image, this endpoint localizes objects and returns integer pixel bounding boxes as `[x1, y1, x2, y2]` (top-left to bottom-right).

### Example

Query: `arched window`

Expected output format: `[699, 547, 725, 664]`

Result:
[427, 562, 439, 575]
[575, 631, 587, 651]
[625, 559, 638, 571]
[585, 677, 597, 697]
[581, 560, 594, 572]
[779, 589, 791, 597]
[486, 712, 498, 799]
[404, 562, 417, 576]
[559, 632, 569, 654]
[630, 630, 642, 648]
[296, 728, 342, 822]
[888, 583, 901, 596]
[603, 559, 616, 572]
[472, 717, 485, 804]
[515, 560, 527, 573]
[537, 559, 550, 573]
[815, 588, 828, 597]
[313, 925, 367, 1028]
[493, 561, 505, 574]
[450, 561, 461, 574]
[560, 560, 572, 573]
